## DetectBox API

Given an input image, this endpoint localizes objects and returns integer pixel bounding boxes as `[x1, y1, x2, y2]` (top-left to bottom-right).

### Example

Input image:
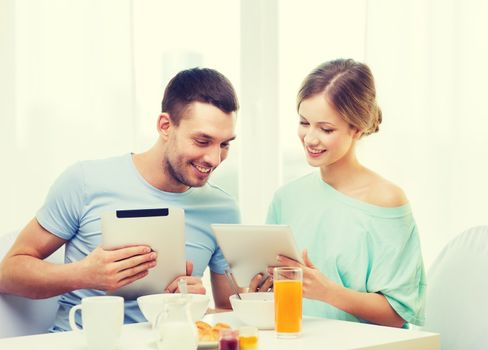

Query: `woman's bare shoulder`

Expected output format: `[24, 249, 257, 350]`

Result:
[364, 172, 408, 208]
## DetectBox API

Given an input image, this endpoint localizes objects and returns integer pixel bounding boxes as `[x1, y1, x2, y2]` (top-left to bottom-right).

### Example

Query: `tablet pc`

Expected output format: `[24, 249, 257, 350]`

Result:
[211, 224, 303, 287]
[101, 208, 186, 300]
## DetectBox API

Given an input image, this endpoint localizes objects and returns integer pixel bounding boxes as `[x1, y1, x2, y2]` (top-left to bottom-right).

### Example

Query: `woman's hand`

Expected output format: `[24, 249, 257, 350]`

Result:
[272, 251, 406, 327]
[271, 250, 337, 302]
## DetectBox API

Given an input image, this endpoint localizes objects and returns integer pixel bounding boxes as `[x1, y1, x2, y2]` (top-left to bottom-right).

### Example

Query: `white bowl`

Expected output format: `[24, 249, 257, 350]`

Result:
[137, 293, 210, 325]
[229, 292, 275, 330]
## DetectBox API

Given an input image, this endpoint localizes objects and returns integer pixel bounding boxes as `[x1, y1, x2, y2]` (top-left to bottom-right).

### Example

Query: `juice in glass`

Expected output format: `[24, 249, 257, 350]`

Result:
[273, 267, 303, 338]
[238, 326, 258, 350]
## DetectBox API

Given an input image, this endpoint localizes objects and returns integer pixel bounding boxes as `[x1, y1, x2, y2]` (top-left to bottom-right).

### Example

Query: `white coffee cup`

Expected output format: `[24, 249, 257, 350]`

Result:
[69, 296, 124, 350]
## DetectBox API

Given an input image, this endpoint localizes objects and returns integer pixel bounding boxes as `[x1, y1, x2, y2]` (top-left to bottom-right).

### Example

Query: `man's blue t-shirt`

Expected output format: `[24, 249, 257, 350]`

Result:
[36, 154, 240, 331]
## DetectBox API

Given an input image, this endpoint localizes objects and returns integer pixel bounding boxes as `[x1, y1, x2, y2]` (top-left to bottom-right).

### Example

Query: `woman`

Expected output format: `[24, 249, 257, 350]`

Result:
[266, 59, 426, 327]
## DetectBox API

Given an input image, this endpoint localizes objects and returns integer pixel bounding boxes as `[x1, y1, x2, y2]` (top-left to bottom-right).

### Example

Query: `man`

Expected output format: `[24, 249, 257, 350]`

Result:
[0, 67, 239, 331]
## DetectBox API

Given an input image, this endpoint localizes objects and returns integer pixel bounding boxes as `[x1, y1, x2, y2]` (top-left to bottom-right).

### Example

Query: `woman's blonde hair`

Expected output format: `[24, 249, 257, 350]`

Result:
[297, 58, 382, 136]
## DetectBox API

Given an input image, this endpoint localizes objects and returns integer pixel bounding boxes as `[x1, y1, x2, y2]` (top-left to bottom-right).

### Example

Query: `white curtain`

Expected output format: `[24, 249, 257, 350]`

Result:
[0, 0, 135, 233]
[364, 0, 488, 266]
[1, 0, 487, 269]
[277, 0, 488, 267]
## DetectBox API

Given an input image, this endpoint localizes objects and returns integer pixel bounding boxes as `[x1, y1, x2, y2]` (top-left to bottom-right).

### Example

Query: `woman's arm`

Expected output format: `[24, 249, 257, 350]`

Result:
[276, 251, 405, 328]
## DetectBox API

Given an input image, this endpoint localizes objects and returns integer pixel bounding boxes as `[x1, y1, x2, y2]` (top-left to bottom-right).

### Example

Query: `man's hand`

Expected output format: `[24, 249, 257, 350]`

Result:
[164, 261, 206, 294]
[248, 272, 273, 292]
[79, 245, 157, 291]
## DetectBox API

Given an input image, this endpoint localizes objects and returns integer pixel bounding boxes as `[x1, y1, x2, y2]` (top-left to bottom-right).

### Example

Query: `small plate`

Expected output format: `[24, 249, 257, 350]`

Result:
[198, 340, 219, 349]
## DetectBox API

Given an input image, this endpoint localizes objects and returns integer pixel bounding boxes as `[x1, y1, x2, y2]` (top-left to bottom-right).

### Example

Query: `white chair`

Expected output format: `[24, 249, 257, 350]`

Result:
[0, 230, 64, 338]
[423, 225, 488, 350]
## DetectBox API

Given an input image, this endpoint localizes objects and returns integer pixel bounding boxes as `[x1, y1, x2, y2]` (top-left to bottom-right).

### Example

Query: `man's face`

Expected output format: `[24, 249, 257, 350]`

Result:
[162, 101, 236, 191]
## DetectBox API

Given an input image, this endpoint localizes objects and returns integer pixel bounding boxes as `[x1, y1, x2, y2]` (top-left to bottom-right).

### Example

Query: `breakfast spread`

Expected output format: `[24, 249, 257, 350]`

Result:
[196, 321, 259, 349]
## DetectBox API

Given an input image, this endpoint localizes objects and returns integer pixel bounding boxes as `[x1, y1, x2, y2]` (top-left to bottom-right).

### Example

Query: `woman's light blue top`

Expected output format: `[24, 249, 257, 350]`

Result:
[266, 172, 426, 326]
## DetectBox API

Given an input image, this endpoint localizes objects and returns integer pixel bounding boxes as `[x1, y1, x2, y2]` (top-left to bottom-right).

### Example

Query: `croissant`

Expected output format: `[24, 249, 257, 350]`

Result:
[195, 321, 231, 341]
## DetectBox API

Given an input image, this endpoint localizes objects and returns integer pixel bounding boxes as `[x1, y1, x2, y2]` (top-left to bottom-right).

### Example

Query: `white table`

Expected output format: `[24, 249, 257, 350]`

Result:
[0, 312, 439, 350]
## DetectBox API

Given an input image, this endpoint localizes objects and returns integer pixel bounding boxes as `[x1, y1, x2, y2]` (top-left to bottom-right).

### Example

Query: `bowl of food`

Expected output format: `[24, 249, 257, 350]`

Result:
[137, 293, 210, 325]
[229, 292, 275, 329]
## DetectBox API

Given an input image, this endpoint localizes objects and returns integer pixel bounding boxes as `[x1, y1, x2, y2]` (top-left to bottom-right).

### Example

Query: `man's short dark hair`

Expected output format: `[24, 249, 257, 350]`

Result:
[161, 67, 239, 125]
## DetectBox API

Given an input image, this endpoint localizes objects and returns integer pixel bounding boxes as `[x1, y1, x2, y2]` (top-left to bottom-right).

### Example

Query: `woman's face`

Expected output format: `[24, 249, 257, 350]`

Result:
[297, 94, 359, 168]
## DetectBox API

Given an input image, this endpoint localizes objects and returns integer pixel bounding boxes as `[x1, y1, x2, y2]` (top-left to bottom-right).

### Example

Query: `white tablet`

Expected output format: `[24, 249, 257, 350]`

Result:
[101, 208, 186, 300]
[211, 224, 303, 287]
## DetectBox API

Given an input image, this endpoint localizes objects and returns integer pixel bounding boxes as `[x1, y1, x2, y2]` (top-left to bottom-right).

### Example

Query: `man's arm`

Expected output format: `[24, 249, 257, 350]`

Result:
[210, 271, 234, 309]
[0, 218, 157, 299]
[210, 271, 272, 310]
[210, 269, 255, 310]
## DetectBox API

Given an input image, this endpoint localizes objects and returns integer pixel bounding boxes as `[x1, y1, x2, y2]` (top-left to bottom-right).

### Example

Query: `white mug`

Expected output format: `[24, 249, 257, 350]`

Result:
[69, 296, 124, 350]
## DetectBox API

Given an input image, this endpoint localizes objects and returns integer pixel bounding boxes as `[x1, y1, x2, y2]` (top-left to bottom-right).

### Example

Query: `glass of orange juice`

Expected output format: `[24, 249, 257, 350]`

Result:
[273, 267, 303, 338]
